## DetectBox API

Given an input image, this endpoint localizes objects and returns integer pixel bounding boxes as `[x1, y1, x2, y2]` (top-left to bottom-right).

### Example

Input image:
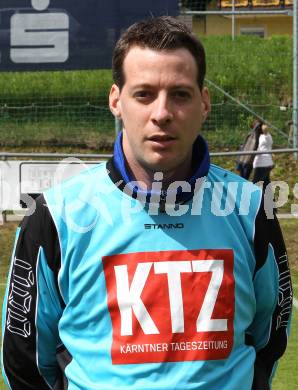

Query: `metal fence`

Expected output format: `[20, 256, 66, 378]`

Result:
[0, 2, 295, 152]
[179, 0, 297, 153]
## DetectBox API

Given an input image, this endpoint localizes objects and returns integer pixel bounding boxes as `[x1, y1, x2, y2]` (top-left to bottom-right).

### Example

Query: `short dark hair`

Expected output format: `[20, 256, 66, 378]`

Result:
[112, 16, 206, 91]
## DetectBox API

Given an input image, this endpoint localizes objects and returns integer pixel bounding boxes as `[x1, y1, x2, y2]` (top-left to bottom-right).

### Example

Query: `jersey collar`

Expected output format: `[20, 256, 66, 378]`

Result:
[109, 131, 210, 206]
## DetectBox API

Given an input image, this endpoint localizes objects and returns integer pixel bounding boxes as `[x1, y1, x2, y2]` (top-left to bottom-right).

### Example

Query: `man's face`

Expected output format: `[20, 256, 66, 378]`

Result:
[109, 46, 210, 179]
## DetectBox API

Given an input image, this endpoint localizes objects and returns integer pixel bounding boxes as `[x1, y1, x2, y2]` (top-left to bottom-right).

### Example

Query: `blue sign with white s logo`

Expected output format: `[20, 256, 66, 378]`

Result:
[0, 0, 178, 71]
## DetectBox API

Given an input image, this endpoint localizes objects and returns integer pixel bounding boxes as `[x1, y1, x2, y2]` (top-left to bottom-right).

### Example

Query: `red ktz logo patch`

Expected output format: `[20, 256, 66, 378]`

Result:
[102, 249, 234, 364]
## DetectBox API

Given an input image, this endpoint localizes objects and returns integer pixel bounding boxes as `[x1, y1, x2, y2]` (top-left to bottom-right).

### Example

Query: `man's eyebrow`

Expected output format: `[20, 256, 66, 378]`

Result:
[169, 85, 195, 91]
[130, 83, 195, 91]
[130, 83, 154, 90]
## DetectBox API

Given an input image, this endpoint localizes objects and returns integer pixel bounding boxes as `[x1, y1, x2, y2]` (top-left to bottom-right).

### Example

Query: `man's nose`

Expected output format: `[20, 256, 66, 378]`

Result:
[151, 94, 173, 126]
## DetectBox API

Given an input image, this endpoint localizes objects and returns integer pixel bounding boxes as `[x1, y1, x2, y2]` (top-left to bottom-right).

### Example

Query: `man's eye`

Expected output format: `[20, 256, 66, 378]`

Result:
[172, 91, 191, 100]
[134, 91, 152, 100]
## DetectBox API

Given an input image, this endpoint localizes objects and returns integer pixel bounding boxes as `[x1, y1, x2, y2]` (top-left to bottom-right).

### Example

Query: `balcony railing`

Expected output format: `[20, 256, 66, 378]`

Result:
[220, 0, 293, 7]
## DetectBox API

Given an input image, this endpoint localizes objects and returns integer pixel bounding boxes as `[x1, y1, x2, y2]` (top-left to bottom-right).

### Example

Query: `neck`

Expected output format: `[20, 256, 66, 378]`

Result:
[125, 158, 193, 191]
[113, 132, 210, 196]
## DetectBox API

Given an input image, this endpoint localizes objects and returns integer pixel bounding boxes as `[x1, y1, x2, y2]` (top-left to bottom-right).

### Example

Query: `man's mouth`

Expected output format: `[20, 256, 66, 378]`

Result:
[148, 134, 177, 144]
[147, 135, 177, 149]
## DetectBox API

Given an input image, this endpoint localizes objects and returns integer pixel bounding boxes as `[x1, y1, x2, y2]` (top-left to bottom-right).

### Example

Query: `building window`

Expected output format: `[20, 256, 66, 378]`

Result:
[240, 27, 265, 38]
[220, 0, 249, 7]
[252, 0, 280, 6]
[219, 0, 293, 6]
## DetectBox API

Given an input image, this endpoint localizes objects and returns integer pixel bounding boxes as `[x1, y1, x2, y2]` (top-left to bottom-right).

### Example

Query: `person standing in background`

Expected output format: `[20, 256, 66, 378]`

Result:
[252, 124, 274, 191]
[236, 119, 263, 180]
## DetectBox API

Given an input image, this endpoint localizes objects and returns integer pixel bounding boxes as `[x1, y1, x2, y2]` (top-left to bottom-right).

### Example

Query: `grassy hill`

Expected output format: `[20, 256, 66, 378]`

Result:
[0, 35, 293, 149]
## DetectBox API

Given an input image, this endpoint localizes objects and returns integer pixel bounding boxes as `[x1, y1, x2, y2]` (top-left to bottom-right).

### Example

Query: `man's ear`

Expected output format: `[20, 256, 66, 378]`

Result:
[109, 84, 121, 118]
[201, 87, 211, 122]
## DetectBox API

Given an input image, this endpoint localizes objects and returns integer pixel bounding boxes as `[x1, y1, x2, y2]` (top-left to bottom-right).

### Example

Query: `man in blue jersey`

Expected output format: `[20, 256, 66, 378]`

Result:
[2, 16, 292, 390]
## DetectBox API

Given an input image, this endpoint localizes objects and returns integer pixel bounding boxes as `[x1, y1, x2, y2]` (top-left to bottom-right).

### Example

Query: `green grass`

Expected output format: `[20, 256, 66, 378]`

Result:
[272, 275, 298, 390]
[0, 37, 292, 101]
[0, 35, 293, 149]
[0, 118, 115, 148]
[0, 70, 113, 99]
[203, 35, 292, 102]
[0, 219, 297, 388]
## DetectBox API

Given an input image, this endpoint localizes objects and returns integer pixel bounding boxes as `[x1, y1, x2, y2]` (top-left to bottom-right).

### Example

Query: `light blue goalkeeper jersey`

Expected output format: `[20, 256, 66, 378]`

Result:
[2, 136, 292, 390]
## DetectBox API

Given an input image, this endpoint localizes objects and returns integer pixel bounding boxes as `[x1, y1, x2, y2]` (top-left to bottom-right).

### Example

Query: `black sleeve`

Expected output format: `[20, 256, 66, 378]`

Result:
[2, 195, 63, 389]
[251, 200, 293, 389]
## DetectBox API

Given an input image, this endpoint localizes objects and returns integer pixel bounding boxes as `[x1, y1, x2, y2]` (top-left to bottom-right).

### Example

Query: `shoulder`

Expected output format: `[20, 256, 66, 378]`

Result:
[208, 164, 253, 184]
[44, 162, 108, 202]
[208, 163, 262, 210]
[42, 162, 114, 230]
[16, 194, 61, 274]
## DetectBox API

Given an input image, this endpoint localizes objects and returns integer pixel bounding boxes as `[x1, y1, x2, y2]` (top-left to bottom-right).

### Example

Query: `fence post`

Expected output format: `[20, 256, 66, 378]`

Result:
[294, 0, 298, 159]
[0, 211, 6, 225]
[232, 0, 236, 40]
